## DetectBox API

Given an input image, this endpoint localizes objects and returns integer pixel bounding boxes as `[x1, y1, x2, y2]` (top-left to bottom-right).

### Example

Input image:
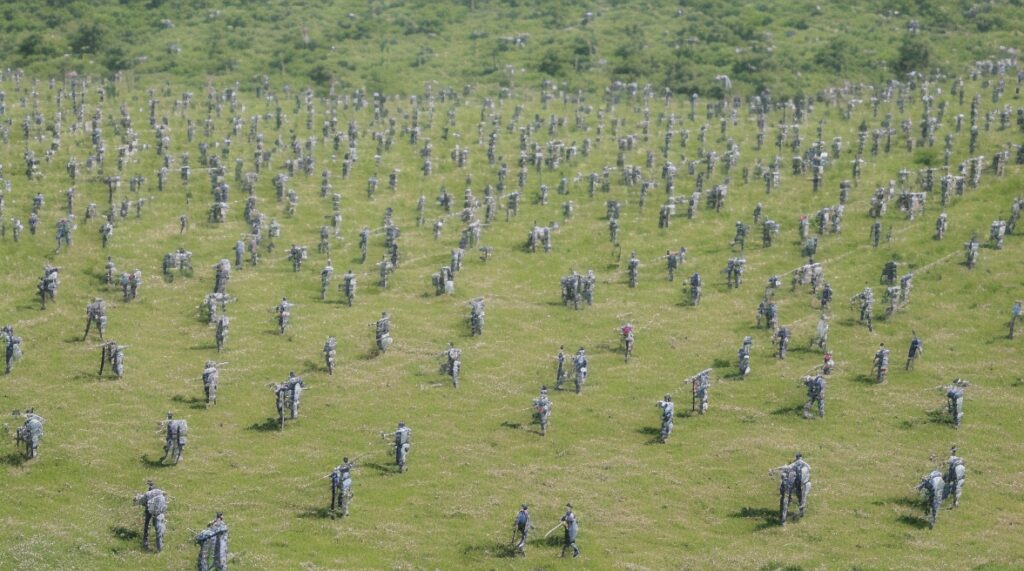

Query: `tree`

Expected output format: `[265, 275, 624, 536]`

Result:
[894, 36, 930, 75]
[70, 23, 106, 55]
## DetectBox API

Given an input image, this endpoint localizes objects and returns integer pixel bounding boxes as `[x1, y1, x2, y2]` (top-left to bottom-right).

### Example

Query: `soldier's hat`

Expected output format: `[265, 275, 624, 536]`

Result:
[795, 452, 802, 459]
[664, 394, 671, 401]
[566, 503, 573, 509]
[521, 504, 528, 510]
[215, 511, 223, 518]
[167, 411, 173, 418]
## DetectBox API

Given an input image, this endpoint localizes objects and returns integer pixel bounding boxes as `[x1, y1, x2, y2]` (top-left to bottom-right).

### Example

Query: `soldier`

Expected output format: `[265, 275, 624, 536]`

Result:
[554, 346, 567, 389]
[732, 221, 748, 251]
[559, 504, 580, 558]
[870, 220, 881, 247]
[627, 250, 640, 288]
[935, 212, 948, 240]
[213, 259, 231, 294]
[234, 240, 244, 269]
[330, 458, 354, 517]
[802, 375, 826, 419]
[621, 322, 634, 362]
[778, 463, 798, 526]
[689, 272, 702, 306]
[947, 378, 968, 428]
[377, 256, 394, 288]
[1010, 300, 1022, 339]
[324, 336, 337, 375]
[393, 421, 412, 473]
[945, 447, 966, 508]
[106, 256, 118, 286]
[776, 453, 811, 525]
[274, 297, 293, 334]
[990, 220, 1007, 249]
[15, 409, 45, 459]
[160, 412, 188, 464]
[873, 343, 890, 383]
[288, 244, 307, 272]
[358, 226, 371, 262]
[320, 259, 333, 300]
[906, 333, 923, 370]
[881, 260, 898, 285]
[469, 298, 485, 336]
[440, 342, 462, 388]
[512, 504, 533, 556]
[821, 351, 835, 376]
[100, 220, 113, 247]
[964, 233, 980, 268]
[129, 269, 142, 301]
[582, 270, 596, 306]
[917, 470, 946, 529]
[791, 453, 812, 518]
[194, 512, 228, 571]
[338, 269, 356, 307]
[99, 340, 126, 378]
[690, 369, 711, 414]
[83, 298, 107, 340]
[773, 327, 790, 359]
[819, 282, 833, 311]
[2, 325, 23, 374]
[656, 394, 674, 442]
[375, 312, 392, 353]
[533, 386, 552, 436]
[738, 336, 752, 377]
[811, 314, 829, 351]
[202, 361, 220, 404]
[215, 315, 229, 353]
[855, 287, 874, 332]
[134, 481, 167, 552]
[665, 249, 678, 281]
[278, 372, 306, 428]
[572, 347, 588, 394]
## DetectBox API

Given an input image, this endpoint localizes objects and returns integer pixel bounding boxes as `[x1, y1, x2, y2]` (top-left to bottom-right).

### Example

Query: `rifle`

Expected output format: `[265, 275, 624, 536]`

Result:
[543, 521, 565, 538]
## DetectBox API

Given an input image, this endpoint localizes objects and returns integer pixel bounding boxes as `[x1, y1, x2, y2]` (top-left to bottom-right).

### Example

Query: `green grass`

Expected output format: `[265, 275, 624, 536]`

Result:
[1, 29, 1024, 570]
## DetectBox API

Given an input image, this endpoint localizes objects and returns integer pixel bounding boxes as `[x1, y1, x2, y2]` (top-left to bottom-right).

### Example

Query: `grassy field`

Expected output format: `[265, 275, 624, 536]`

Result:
[1, 9, 1024, 570]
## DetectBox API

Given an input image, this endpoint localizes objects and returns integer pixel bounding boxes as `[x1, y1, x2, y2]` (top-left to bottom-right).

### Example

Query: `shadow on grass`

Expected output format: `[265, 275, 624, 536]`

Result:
[110, 525, 140, 541]
[188, 343, 218, 351]
[500, 421, 524, 430]
[139, 454, 172, 468]
[0, 452, 26, 466]
[850, 373, 880, 385]
[771, 405, 803, 416]
[300, 360, 319, 373]
[925, 408, 952, 426]
[247, 418, 281, 432]
[897, 514, 931, 529]
[171, 394, 207, 410]
[461, 540, 517, 558]
[730, 506, 781, 530]
[712, 358, 731, 368]
[361, 462, 395, 475]
[297, 506, 334, 519]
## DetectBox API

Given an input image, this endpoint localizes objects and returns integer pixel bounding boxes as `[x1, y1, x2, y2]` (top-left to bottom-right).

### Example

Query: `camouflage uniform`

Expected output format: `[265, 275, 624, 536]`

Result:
[656, 394, 674, 442]
[136, 482, 167, 552]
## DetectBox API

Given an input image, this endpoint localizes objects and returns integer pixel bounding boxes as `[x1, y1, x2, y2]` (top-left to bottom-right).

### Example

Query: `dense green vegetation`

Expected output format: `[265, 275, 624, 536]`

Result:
[1, 2, 1024, 570]
[3, 0, 1024, 96]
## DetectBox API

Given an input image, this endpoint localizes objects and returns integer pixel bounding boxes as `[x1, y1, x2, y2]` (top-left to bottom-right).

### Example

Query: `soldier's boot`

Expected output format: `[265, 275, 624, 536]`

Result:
[572, 544, 580, 558]
[803, 403, 813, 420]
[342, 493, 350, 516]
